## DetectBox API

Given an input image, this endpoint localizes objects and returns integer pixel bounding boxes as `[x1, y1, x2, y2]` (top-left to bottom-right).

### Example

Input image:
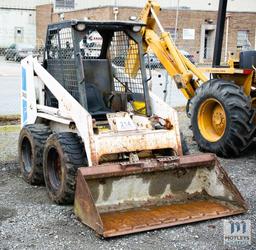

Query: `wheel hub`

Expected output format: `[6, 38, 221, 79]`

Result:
[48, 147, 62, 191]
[212, 105, 226, 135]
[198, 98, 226, 142]
[21, 136, 33, 173]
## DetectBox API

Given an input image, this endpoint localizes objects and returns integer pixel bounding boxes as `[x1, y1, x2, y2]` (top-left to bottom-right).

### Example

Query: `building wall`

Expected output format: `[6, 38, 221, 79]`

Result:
[36, 4, 53, 47]
[51, 6, 112, 22]
[0, 0, 52, 9]
[36, 4, 112, 47]
[36, 5, 256, 63]
[0, 0, 52, 48]
[0, 8, 36, 47]
[67, 0, 256, 12]
[116, 7, 256, 63]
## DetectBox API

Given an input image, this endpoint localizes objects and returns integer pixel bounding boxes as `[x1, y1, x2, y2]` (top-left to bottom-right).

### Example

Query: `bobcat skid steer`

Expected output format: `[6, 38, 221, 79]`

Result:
[18, 20, 247, 237]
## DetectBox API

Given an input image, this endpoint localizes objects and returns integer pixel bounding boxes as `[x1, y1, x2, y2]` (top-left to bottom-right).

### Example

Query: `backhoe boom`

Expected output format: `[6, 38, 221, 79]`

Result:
[138, 0, 208, 99]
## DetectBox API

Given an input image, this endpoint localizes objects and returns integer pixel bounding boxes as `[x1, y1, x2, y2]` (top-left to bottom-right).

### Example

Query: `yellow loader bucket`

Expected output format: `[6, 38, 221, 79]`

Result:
[74, 154, 247, 237]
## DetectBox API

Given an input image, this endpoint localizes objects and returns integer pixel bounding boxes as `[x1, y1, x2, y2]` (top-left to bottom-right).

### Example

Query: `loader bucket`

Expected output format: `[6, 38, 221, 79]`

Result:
[74, 154, 247, 237]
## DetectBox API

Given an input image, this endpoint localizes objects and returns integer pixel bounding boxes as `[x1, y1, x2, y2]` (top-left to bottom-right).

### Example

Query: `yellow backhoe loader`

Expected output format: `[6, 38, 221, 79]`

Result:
[18, 0, 247, 238]
[136, 0, 256, 157]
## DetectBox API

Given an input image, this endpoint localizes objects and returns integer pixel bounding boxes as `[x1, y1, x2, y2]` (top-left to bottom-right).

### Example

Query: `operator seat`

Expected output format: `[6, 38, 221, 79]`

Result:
[85, 83, 111, 120]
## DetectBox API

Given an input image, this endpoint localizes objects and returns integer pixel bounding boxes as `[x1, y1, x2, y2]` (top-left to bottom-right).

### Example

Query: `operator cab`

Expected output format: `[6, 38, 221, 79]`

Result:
[44, 20, 151, 121]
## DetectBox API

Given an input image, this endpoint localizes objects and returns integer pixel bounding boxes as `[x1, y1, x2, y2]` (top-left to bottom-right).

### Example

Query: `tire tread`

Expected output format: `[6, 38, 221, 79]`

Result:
[190, 79, 255, 157]
[43, 132, 87, 204]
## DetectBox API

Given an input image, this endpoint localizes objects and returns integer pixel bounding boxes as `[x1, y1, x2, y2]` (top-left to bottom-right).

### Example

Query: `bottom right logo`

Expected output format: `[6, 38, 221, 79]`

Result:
[224, 219, 251, 246]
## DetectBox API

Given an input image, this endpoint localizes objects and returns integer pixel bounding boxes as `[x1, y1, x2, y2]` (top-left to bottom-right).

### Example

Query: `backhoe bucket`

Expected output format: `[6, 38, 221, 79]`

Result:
[74, 154, 247, 237]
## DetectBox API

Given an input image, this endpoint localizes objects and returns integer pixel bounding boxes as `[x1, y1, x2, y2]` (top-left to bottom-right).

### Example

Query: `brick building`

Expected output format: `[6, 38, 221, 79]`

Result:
[0, 0, 51, 48]
[36, 4, 256, 63]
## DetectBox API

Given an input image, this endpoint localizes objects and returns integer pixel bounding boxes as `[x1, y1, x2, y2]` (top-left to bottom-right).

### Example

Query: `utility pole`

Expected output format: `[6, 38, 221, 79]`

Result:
[113, 0, 118, 20]
[212, 0, 228, 66]
[224, 13, 231, 63]
[174, 0, 179, 44]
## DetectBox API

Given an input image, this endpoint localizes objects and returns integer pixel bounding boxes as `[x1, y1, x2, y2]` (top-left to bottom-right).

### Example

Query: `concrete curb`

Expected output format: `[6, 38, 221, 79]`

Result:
[0, 115, 20, 121]
[0, 73, 20, 77]
[0, 125, 20, 133]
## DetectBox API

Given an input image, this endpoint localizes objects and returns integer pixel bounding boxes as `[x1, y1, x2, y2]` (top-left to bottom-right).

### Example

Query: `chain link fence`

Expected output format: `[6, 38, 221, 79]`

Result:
[0, 46, 43, 121]
[0, 42, 214, 122]
[0, 46, 44, 62]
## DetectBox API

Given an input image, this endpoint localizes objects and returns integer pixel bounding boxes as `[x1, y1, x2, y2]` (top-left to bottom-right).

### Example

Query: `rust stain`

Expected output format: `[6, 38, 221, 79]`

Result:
[74, 154, 247, 237]
[100, 200, 238, 236]
[94, 129, 180, 163]
[164, 118, 173, 130]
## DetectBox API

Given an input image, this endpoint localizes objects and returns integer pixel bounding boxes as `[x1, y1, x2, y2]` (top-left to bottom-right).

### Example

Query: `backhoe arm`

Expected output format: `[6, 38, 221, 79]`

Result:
[137, 0, 208, 99]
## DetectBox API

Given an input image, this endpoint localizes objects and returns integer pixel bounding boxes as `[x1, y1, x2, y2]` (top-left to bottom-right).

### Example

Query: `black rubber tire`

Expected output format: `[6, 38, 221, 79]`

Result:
[18, 124, 52, 185]
[43, 133, 87, 204]
[190, 79, 255, 157]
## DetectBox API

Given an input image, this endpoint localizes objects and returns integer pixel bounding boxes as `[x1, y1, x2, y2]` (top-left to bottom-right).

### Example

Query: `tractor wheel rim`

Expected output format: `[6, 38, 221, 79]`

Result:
[21, 136, 32, 173]
[48, 147, 62, 191]
[198, 98, 226, 142]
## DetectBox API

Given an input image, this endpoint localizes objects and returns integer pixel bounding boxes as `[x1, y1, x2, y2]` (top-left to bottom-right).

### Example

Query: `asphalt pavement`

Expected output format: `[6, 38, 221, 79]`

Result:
[0, 76, 20, 116]
[0, 112, 255, 249]
[0, 57, 20, 116]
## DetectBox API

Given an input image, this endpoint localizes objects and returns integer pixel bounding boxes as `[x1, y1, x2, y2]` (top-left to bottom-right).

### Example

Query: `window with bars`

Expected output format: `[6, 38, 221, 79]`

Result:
[166, 28, 178, 41]
[237, 30, 251, 49]
[55, 0, 75, 8]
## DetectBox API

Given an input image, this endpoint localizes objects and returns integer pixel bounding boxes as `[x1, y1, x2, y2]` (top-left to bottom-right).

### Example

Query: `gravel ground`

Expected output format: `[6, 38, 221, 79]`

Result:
[0, 112, 255, 250]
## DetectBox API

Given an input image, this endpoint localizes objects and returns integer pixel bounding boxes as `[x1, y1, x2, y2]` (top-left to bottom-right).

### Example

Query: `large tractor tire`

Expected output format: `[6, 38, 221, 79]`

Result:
[190, 79, 255, 157]
[18, 124, 52, 185]
[43, 133, 87, 204]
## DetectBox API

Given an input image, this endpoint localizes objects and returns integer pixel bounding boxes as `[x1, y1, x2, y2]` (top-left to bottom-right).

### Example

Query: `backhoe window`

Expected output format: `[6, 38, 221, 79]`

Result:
[109, 31, 144, 95]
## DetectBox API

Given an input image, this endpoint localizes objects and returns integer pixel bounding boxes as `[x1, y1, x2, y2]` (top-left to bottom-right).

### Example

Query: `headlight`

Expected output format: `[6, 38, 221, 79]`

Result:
[75, 23, 86, 31]
[132, 25, 142, 32]
[129, 16, 137, 21]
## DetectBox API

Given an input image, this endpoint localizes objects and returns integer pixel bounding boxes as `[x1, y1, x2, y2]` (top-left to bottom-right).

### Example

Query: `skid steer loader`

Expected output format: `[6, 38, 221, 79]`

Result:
[18, 20, 247, 237]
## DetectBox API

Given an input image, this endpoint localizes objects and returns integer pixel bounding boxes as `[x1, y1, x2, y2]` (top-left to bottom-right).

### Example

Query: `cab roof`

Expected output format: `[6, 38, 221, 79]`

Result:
[48, 19, 145, 31]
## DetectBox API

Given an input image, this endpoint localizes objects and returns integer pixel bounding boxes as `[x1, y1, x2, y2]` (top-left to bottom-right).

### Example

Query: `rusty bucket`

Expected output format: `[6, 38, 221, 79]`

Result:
[74, 154, 247, 237]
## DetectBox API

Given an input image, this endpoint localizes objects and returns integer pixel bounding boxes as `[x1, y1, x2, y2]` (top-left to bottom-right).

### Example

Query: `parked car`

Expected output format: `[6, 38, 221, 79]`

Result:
[145, 50, 196, 68]
[112, 53, 163, 68]
[180, 49, 196, 64]
[5, 43, 37, 62]
[112, 50, 195, 68]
